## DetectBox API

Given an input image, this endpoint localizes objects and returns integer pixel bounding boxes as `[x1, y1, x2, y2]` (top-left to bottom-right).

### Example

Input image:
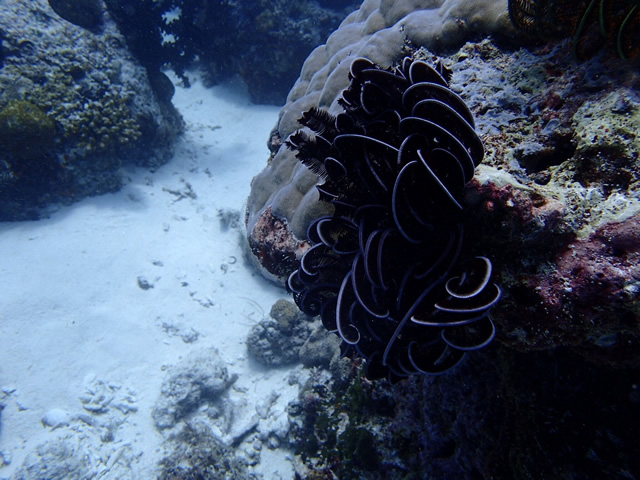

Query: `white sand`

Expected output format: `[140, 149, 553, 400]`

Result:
[0, 75, 301, 479]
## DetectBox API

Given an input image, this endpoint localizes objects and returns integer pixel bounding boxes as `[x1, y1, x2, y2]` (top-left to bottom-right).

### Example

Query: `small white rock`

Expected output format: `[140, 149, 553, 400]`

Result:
[41, 408, 73, 429]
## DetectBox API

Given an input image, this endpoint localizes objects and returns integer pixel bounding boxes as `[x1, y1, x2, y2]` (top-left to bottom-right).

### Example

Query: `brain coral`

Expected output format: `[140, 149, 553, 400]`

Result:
[246, 0, 512, 281]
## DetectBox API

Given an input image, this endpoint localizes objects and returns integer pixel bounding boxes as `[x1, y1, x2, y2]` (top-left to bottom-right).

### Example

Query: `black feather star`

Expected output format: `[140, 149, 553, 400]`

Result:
[285, 56, 501, 382]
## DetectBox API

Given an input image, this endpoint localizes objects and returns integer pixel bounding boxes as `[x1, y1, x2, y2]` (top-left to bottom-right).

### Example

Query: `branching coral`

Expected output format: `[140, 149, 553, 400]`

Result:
[286, 56, 500, 381]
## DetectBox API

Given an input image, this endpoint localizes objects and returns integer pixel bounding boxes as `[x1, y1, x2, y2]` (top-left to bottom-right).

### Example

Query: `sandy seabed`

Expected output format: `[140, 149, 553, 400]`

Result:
[0, 75, 301, 479]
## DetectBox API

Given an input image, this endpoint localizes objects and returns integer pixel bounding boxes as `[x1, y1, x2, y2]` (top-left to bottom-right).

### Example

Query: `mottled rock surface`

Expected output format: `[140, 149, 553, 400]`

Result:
[0, 0, 184, 221]
[246, 299, 316, 366]
[455, 40, 640, 365]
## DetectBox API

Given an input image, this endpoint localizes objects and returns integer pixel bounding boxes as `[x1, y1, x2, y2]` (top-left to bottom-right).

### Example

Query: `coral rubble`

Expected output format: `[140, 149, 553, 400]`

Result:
[152, 348, 235, 430]
[158, 423, 253, 480]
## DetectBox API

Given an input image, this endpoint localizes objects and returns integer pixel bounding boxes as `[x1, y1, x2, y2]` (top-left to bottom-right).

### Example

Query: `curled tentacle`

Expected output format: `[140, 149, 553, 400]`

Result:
[286, 56, 500, 381]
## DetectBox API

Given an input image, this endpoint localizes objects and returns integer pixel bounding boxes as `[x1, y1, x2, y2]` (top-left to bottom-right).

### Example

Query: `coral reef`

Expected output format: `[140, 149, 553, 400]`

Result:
[246, 1, 640, 367]
[288, 346, 640, 479]
[287, 367, 397, 479]
[246, 4, 640, 474]
[286, 56, 500, 379]
[247, 0, 513, 280]
[0, 0, 184, 221]
[104, 0, 360, 104]
[450, 39, 640, 365]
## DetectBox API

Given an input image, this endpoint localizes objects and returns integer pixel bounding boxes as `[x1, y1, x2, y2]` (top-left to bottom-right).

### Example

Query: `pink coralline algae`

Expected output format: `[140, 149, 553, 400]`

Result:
[539, 218, 640, 315]
[529, 216, 640, 358]
[247, 206, 310, 282]
[460, 173, 640, 366]
[466, 179, 568, 242]
[467, 177, 640, 364]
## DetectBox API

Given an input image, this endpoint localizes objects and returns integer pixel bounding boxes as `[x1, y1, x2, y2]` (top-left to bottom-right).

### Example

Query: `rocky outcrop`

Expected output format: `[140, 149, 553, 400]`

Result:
[246, 0, 640, 367]
[0, 0, 184, 221]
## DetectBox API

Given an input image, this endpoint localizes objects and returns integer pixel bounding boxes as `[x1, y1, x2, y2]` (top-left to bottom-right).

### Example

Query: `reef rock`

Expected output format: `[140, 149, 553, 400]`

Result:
[0, 0, 184, 221]
[288, 344, 640, 479]
[246, 0, 640, 367]
[246, 299, 316, 366]
[299, 325, 341, 369]
[158, 423, 252, 480]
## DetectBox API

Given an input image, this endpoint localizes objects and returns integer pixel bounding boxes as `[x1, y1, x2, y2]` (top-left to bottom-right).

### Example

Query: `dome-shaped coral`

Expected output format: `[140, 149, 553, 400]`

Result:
[246, 0, 513, 282]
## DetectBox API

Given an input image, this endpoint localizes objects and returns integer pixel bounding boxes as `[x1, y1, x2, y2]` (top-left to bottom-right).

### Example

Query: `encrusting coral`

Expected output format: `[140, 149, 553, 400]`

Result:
[286, 56, 500, 380]
[0, 100, 56, 161]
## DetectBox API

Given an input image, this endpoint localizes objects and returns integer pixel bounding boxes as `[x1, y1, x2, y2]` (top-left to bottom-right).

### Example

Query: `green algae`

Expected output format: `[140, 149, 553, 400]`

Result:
[1, 45, 141, 157]
[0, 100, 55, 159]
